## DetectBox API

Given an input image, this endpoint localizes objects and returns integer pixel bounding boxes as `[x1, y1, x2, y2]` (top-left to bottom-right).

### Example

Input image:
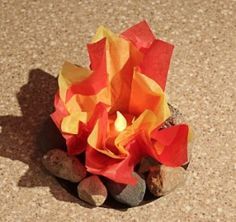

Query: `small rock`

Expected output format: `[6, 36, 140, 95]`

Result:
[42, 149, 86, 182]
[147, 165, 186, 197]
[106, 173, 146, 207]
[77, 175, 107, 206]
[138, 157, 160, 174]
[160, 103, 185, 129]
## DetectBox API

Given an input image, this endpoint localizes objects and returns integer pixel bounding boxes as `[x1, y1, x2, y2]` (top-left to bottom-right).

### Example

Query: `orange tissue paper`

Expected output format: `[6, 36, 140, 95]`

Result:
[51, 20, 190, 185]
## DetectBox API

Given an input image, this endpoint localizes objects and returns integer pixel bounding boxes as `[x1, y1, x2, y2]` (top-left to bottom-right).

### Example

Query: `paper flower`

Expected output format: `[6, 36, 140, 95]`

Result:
[51, 21, 189, 185]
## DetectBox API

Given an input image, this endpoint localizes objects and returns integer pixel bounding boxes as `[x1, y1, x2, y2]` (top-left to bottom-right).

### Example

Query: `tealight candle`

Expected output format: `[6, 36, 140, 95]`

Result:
[114, 111, 127, 132]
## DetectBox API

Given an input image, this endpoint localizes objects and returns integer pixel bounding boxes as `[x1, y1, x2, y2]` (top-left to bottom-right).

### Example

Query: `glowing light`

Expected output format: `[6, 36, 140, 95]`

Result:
[114, 111, 127, 132]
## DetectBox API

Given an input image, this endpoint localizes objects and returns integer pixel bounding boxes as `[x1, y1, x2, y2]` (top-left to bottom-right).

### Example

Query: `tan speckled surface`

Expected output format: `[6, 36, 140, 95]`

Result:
[0, 0, 235, 221]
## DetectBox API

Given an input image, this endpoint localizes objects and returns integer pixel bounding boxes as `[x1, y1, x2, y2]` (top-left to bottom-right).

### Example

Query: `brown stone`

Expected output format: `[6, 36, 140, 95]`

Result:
[42, 149, 86, 183]
[138, 157, 160, 174]
[77, 175, 107, 206]
[147, 165, 186, 197]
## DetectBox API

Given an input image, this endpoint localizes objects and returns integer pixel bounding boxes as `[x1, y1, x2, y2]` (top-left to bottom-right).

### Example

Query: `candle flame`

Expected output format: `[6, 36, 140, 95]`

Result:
[114, 111, 127, 132]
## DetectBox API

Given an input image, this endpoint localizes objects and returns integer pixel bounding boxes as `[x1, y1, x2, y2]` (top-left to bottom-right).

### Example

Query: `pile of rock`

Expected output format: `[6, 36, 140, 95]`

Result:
[42, 105, 188, 207]
[42, 149, 186, 207]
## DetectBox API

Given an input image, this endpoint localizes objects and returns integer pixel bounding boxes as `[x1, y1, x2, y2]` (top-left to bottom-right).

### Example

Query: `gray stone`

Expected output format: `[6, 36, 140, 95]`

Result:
[147, 165, 186, 197]
[42, 149, 86, 183]
[106, 172, 146, 207]
[77, 175, 107, 206]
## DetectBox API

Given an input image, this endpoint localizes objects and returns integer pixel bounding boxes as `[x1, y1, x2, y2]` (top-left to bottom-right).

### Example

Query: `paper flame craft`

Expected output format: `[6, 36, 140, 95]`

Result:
[51, 21, 190, 185]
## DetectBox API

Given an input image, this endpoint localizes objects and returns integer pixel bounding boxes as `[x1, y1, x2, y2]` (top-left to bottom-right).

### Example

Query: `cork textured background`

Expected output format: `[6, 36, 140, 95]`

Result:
[0, 0, 235, 221]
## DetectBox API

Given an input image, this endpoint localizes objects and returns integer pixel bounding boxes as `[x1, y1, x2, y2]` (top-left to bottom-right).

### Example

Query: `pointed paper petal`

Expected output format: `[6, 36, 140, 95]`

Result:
[129, 70, 170, 121]
[66, 36, 107, 101]
[65, 103, 110, 155]
[64, 123, 88, 155]
[151, 124, 189, 166]
[50, 92, 68, 128]
[61, 111, 87, 134]
[59, 62, 91, 102]
[87, 107, 108, 152]
[86, 140, 142, 185]
[92, 26, 130, 79]
[66, 59, 107, 100]
[86, 102, 110, 130]
[68, 87, 111, 119]
[106, 37, 130, 78]
[121, 20, 155, 51]
[92, 25, 116, 43]
[87, 38, 107, 71]
[59, 95, 87, 134]
[139, 39, 174, 90]
[65, 94, 81, 113]
[109, 43, 143, 113]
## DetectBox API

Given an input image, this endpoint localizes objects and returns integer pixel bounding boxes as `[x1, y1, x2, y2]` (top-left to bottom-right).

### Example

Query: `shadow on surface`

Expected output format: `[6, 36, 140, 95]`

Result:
[0, 69, 91, 208]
